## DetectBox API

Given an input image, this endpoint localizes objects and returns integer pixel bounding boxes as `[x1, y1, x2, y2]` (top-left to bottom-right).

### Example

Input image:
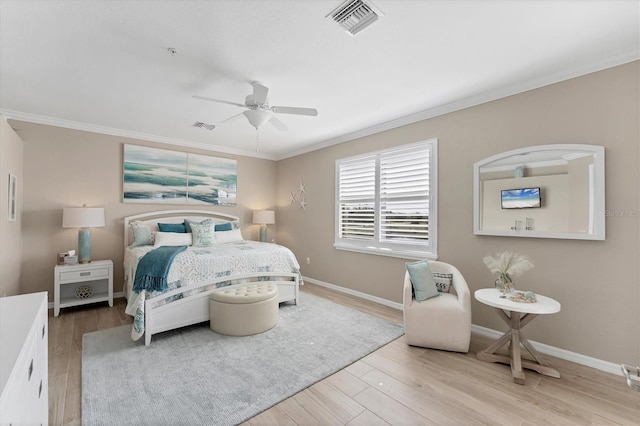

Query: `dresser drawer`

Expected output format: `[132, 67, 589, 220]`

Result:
[0, 293, 48, 426]
[59, 267, 109, 281]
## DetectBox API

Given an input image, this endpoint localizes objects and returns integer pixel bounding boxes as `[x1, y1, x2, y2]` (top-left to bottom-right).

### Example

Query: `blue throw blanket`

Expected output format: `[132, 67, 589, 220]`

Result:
[133, 245, 188, 293]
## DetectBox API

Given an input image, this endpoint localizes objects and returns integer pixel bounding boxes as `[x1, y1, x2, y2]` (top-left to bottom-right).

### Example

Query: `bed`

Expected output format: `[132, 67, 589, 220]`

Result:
[122, 209, 301, 345]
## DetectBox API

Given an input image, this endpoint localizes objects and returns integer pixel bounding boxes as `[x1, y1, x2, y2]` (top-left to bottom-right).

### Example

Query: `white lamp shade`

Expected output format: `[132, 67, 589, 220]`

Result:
[63, 207, 105, 228]
[252, 210, 275, 225]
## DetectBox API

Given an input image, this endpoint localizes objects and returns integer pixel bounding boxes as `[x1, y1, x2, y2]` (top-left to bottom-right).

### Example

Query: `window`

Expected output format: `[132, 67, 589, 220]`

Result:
[335, 139, 437, 259]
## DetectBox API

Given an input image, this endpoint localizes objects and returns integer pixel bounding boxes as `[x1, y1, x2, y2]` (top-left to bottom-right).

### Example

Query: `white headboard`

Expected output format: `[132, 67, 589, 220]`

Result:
[123, 209, 239, 250]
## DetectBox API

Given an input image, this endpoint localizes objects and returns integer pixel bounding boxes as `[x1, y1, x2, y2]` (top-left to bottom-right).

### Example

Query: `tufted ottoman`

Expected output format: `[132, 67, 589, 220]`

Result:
[209, 283, 279, 336]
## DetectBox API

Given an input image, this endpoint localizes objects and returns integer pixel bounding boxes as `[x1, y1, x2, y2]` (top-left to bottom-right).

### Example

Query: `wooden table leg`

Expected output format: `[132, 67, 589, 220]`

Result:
[519, 336, 560, 378]
[476, 308, 559, 384]
[508, 312, 524, 383]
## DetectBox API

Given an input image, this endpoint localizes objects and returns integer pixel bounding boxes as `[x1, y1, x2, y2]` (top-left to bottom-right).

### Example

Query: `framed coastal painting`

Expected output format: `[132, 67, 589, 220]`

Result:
[123, 145, 237, 206]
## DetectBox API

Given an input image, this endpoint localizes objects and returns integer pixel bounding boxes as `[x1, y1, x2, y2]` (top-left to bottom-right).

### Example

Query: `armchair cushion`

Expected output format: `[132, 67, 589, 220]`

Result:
[406, 260, 440, 301]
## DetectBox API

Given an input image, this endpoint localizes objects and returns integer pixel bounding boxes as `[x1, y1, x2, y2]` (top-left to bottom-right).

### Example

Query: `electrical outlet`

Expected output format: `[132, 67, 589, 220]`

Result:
[306, 257, 311, 265]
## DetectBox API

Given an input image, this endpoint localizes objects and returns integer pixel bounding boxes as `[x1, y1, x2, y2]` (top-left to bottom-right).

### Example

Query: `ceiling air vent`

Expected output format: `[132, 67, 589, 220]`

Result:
[192, 121, 215, 131]
[327, 0, 383, 36]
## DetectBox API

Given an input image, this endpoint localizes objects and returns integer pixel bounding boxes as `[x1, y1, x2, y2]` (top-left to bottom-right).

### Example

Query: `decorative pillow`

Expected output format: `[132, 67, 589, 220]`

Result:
[154, 231, 192, 247]
[190, 222, 216, 247]
[214, 220, 240, 231]
[214, 228, 244, 243]
[130, 221, 156, 247]
[406, 260, 440, 301]
[184, 218, 213, 233]
[432, 272, 453, 293]
[214, 222, 233, 232]
[158, 221, 187, 233]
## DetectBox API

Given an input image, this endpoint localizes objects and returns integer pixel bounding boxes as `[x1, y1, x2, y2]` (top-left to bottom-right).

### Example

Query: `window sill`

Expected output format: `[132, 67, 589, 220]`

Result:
[333, 242, 436, 261]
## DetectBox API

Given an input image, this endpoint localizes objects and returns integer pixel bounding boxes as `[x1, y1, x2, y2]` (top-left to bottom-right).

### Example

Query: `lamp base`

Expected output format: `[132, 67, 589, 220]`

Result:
[78, 228, 92, 263]
[259, 224, 267, 243]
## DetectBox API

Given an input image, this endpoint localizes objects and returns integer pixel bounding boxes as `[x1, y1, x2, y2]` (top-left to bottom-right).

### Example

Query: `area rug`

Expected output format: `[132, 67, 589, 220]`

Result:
[82, 292, 404, 425]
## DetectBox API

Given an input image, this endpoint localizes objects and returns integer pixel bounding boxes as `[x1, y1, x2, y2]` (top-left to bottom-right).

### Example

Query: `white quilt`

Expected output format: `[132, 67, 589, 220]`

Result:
[124, 241, 301, 341]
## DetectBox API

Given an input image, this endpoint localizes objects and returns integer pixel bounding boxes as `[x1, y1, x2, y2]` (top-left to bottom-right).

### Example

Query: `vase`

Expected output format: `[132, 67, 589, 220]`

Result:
[494, 275, 514, 298]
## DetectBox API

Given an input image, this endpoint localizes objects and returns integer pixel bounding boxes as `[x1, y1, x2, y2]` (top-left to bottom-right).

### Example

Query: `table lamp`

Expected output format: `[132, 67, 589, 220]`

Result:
[252, 210, 275, 242]
[62, 205, 105, 263]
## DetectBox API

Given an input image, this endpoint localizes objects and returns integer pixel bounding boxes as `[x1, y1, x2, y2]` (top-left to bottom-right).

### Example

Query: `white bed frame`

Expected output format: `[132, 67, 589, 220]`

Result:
[123, 209, 300, 346]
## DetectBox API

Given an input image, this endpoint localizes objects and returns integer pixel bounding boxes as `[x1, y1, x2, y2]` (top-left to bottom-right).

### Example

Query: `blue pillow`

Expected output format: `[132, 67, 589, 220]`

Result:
[406, 260, 440, 301]
[158, 222, 186, 233]
[214, 222, 233, 232]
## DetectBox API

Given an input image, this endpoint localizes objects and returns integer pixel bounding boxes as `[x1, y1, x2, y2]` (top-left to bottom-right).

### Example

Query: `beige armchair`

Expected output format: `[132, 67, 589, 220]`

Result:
[403, 260, 471, 352]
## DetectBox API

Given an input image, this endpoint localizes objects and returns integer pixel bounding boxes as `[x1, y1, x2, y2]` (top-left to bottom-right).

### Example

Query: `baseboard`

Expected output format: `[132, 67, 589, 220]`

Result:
[471, 325, 624, 377]
[47, 291, 125, 310]
[303, 275, 624, 377]
[303, 276, 404, 311]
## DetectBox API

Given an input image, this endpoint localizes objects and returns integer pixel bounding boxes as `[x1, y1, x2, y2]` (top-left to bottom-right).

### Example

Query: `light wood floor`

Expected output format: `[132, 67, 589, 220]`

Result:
[49, 283, 639, 425]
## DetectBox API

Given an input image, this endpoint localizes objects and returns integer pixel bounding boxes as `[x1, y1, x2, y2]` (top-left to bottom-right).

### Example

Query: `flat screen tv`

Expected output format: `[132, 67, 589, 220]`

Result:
[501, 187, 541, 209]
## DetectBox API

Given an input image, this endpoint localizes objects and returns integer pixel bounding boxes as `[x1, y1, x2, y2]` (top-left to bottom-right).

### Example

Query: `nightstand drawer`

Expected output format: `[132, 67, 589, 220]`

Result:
[59, 267, 109, 281]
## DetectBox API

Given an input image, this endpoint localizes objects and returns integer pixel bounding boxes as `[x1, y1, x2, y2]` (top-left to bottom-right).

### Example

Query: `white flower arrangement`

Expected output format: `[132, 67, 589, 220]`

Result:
[483, 251, 534, 290]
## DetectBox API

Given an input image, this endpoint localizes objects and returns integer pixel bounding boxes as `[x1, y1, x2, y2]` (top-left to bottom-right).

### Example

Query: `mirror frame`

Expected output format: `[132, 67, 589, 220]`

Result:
[473, 144, 605, 240]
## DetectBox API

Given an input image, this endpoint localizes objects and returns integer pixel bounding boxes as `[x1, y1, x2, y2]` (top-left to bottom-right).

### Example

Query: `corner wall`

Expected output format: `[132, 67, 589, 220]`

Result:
[0, 117, 24, 296]
[276, 61, 640, 365]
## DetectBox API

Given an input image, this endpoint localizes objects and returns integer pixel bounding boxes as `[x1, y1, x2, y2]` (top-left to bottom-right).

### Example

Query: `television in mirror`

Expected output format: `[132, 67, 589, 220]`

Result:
[501, 187, 541, 209]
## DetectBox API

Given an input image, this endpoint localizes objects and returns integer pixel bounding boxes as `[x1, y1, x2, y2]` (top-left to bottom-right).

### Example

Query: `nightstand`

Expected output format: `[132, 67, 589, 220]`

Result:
[54, 260, 113, 316]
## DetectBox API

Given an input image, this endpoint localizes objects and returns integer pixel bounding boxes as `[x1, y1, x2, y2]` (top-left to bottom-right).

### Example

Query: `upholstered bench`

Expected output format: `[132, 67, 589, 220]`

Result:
[209, 283, 279, 336]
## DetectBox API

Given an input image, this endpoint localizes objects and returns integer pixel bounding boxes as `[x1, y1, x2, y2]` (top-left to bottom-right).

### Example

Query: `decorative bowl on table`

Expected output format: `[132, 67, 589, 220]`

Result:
[76, 285, 94, 299]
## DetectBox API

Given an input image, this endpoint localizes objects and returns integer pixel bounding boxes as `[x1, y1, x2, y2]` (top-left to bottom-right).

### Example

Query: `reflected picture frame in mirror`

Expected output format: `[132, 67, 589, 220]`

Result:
[473, 144, 605, 240]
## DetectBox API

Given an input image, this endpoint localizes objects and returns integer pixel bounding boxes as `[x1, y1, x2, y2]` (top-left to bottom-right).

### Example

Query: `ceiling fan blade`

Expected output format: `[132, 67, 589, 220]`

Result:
[192, 95, 245, 108]
[269, 115, 288, 131]
[251, 82, 269, 104]
[221, 112, 245, 123]
[271, 106, 318, 116]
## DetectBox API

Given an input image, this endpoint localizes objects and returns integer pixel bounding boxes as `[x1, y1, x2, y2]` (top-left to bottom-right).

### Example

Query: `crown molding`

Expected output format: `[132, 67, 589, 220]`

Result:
[0, 109, 278, 161]
[276, 51, 639, 160]
[3, 51, 638, 162]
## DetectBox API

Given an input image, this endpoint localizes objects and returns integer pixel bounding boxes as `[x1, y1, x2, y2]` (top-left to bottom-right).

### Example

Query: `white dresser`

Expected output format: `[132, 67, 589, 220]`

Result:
[0, 292, 49, 425]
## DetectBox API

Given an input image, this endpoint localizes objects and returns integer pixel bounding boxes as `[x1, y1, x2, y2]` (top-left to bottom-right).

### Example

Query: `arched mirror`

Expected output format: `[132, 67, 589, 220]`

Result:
[474, 144, 605, 240]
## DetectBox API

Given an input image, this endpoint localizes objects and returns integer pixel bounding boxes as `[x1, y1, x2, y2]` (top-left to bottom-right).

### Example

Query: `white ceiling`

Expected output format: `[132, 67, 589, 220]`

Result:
[1, 0, 638, 160]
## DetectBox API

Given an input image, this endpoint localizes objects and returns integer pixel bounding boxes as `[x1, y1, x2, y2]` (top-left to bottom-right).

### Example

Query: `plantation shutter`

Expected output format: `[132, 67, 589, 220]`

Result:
[379, 144, 430, 245]
[336, 139, 436, 258]
[338, 155, 376, 240]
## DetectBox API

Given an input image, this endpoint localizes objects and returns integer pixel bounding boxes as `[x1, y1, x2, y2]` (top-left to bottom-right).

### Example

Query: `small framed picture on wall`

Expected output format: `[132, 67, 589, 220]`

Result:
[8, 173, 17, 222]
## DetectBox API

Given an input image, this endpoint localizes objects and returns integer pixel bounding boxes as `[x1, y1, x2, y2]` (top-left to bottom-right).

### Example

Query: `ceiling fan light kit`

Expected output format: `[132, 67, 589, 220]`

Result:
[194, 81, 318, 136]
[243, 109, 272, 129]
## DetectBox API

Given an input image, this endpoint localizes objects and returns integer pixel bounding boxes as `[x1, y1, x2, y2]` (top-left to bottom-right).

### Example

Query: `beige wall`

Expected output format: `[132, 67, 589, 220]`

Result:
[6, 61, 639, 366]
[0, 117, 24, 296]
[276, 61, 640, 365]
[13, 123, 277, 296]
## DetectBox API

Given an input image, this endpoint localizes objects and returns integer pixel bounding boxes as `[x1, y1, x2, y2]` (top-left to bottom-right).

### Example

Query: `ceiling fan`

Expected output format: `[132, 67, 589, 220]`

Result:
[193, 81, 318, 131]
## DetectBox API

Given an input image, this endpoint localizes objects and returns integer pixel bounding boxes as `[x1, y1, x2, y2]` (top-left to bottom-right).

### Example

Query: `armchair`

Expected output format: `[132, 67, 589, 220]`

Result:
[403, 260, 471, 352]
